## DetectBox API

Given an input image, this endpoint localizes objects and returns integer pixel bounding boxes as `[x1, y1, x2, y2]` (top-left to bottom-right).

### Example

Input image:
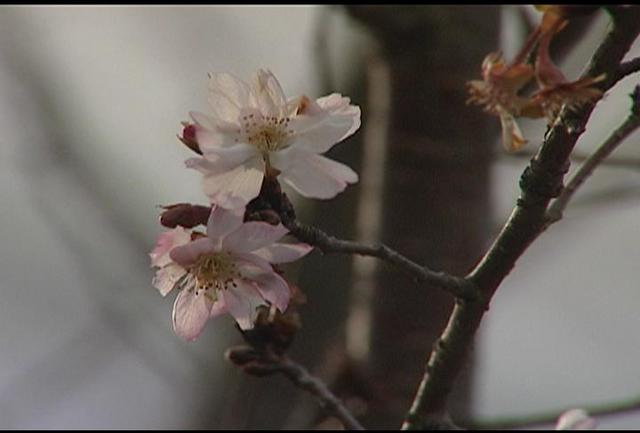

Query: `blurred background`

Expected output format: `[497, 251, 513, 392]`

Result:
[0, 5, 639, 429]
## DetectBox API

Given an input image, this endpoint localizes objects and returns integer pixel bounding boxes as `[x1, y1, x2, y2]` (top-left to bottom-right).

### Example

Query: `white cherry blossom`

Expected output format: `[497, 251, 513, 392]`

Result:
[184, 69, 360, 209]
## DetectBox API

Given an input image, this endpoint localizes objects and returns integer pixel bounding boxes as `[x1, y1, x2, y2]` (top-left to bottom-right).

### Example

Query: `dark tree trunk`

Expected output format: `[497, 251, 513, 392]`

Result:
[347, 6, 500, 428]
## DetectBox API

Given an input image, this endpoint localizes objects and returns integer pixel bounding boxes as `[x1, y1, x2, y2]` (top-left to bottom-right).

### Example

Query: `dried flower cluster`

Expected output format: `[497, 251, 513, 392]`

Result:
[467, 7, 605, 151]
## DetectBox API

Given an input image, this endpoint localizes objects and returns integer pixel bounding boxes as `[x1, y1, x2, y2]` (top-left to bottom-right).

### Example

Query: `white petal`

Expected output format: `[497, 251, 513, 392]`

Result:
[189, 111, 242, 151]
[288, 93, 361, 154]
[281, 152, 358, 199]
[197, 158, 265, 209]
[222, 221, 289, 254]
[206, 205, 244, 248]
[152, 263, 187, 296]
[253, 243, 313, 264]
[172, 288, 214, 341]
[252, 69, 287, 117]
[555, 409, 597, 430]
[200, 143, 258, 169]
[207, 72, 254, 123]
[221, 280, 267, 330]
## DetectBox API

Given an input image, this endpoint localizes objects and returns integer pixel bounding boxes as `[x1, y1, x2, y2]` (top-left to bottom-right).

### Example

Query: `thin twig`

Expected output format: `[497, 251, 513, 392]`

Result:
[401, 7, 640, 430]
[277, 355, 366, 431]
[462, 394, 640, 429]
[227, 347, 365, 430]
[286, 220, 478, 301]
[546, 89, 640, 225]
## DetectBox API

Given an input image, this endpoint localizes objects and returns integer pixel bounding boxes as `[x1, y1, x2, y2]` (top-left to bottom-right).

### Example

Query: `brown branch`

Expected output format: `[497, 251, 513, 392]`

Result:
[401, 7, 640, 430]
[286, 219, 478, 301]
[226, 347, 365, 430]
[462, 394, 640, 429]
[546, 87, 640, 225]
[615, 56, 640, 82]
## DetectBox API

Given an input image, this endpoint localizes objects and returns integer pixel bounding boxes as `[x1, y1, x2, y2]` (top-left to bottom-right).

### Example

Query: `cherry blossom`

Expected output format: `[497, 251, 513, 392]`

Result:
[181, 69, 360, 209]
[555, 408, 597, 430]
[150, 205, 312, 341]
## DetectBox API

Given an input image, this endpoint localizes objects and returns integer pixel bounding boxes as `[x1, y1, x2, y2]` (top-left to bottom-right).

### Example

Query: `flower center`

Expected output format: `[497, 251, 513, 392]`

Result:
[189, 252, 240, 299]
[241, 113, 294, 154]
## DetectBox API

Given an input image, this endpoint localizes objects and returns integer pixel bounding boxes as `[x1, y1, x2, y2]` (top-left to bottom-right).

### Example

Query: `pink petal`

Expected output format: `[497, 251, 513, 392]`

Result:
[169, 237, 215, 267]
[198, 159, 264, 209]
[172, 288, 215, 341]
[149, 227, 191, 268]
[253, 243, 313, 264]
[220, 280, 267, 330]
[206, 205, 245, 249]
[222, 221, 289, 254]
[237, 263, 291, 312]
[280, 152, 358, 199]
[152, 263, 187, 296]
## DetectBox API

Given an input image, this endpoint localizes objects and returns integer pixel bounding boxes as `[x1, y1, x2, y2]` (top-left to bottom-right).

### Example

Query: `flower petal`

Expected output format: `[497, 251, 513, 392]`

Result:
[236, 262, 291, 312]
[252, 69, 287, 117]
[220, 280, 267, 330]
[198, 143, 258, 171]
[207, 72, 254, 123]
[253, 243, 313, 264]
[172, 288, 215, 341]
[196, 158, 264, 209]
[169, 237, 215, 267]
[149, 227, 191, 268]
[222, 221, 289, 254]
[499, 110, 527, 152]
[206, 205, 244, 248]
[288, 93, 361, 154]
[280, 151, 358, 199]
[152, 263, 187, 296]
[555, 409, 597, 430]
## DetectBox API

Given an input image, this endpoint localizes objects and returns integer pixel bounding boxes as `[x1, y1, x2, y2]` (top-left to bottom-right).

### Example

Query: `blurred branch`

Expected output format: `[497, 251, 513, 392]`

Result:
[226, 347, 365, 430]
[401, 7, 640, 430]
[546, 86, 640, 225]
[504, 148, 640, 171]
[462, 394, 640, 429]
[615, 56, 640, 82]
[286, 220, 478, 301]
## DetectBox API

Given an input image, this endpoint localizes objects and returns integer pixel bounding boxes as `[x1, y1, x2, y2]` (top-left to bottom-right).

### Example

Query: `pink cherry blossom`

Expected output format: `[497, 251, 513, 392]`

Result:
[150, 205, 312, 341]
[183, 69, 360, 209]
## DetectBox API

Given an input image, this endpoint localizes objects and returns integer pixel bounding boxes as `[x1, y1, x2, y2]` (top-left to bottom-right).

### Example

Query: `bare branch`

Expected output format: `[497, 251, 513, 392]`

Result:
[286, 220, 478, 301]
[504, 147, 640, 171]
[463, 394, 640, 429]
[401, 8, 640, 430]
[227, 347, 365, 430]
[546, 87, 640, 225]
[615, 56, 640, 82]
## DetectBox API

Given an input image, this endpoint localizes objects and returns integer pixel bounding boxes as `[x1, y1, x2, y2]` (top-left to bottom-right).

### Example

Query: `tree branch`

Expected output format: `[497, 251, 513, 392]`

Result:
[463, 394, 640, 429]
[615, 56, 640, 82]
[546, 86, 640, 225]
[286, 219, 478, 301]
[504, 147, 640, 171]
[226, 347, 365, 430]
[401, 7, 640, 430]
